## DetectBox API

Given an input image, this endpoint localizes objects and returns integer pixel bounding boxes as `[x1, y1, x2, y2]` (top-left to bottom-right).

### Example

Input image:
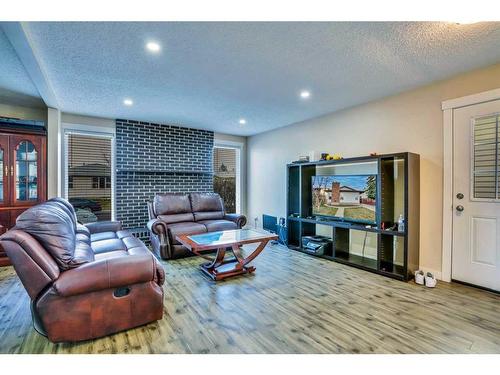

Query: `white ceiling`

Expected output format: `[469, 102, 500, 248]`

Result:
[0, 27, 44, 108]
[2, 22, 500, 135]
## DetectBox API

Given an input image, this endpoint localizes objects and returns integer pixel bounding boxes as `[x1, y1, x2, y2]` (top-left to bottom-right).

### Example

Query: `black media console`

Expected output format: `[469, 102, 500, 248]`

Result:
[286, 152, 420, 281]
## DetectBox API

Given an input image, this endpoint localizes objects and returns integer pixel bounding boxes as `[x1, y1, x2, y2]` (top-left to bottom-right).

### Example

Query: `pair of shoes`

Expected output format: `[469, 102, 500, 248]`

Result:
[414, 270, 437, 288]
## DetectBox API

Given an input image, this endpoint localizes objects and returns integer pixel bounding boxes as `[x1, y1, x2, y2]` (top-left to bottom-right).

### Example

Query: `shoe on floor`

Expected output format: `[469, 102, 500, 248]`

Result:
[425, 272, 437, 288]
[415, 270, 425, 285]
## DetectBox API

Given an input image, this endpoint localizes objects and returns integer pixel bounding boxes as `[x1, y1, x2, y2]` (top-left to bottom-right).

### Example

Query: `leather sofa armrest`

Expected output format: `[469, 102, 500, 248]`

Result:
[84, 221, 122, 234]
[153, 257, 165, 286]
[53, 254, 158, 297]
[224, 213, 247, 228]
[147, 219, 168, 236]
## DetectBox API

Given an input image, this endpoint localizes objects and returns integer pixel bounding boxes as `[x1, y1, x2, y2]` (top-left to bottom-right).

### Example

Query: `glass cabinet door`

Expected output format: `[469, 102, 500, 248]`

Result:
[15, 140, 38, 201]
[0, 135, 9, 206]
[9, 135, 43, 206]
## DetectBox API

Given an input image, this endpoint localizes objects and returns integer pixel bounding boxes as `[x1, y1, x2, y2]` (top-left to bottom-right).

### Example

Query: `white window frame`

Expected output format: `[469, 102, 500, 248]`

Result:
[62, 124, 116, 221]
[213, 140, 243, 214]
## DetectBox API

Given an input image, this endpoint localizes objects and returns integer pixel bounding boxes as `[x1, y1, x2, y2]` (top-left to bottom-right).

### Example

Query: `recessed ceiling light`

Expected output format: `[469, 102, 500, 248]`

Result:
[146, 41, 161, 53]
[300, 90, 311, 99]
[123, 98, 133, 106]
[239, 118, 247, 125]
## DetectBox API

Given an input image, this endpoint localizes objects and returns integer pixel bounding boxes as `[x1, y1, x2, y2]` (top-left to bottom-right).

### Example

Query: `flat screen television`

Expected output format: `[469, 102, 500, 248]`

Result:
[312, 174, 377, 225]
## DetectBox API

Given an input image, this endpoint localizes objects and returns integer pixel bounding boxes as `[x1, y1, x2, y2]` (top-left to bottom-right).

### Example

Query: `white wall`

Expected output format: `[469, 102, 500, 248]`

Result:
[247, 62, 500, 277]
[0, 102, 46, 122]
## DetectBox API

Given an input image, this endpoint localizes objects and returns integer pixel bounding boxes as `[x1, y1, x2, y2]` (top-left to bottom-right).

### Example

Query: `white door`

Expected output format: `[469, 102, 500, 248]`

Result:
[452, 99, 500, 291]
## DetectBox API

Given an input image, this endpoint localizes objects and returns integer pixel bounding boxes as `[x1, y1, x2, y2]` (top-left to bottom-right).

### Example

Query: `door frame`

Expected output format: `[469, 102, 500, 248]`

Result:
[441, 87, 500, 282]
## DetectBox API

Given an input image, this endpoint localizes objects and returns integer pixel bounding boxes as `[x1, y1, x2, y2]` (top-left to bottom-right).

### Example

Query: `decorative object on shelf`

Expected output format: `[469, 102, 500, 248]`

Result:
[370, 152, 378, 156]
[397, 214, 405, 232]
[319, 153, 343, 161]
[309, 151, 324, 162]
[291, 155, 310, 164]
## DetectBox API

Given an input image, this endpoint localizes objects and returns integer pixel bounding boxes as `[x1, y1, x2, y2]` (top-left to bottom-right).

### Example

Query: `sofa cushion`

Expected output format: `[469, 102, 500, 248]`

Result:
[167, 222, 207, 245]
[74, 240, 95, 264]
[154, 193, 194, 224]
[198, 219, 238, 232]
[190, 193, 224, 221]
[15, 202, 81, 271]
[157, 213, 195, 224]
[76, 232, 91, 245]
[91, 238, 127, 254]
[90, 230, 131, 243]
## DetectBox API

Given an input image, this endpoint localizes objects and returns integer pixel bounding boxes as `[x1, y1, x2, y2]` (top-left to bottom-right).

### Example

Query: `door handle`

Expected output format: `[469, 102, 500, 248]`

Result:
[456, 205, 464, 212]
[10, 166, 13, 176]
[456, 193, 464, 200]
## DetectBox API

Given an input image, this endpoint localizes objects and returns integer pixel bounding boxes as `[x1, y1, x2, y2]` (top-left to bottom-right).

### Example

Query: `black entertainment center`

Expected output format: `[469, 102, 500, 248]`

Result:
[286, 152, 420, 281]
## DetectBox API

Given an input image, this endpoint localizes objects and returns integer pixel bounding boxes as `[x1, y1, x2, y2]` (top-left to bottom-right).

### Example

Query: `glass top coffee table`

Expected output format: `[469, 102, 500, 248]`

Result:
[176, 229, 278, 281]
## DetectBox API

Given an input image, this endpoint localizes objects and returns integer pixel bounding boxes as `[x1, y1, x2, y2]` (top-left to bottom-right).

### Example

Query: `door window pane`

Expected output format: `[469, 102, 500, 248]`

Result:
[15, 141, 37, 201]
[213, 147, 237, 213]
[472, 115, 500, 199]
[66, 133, 113, 223]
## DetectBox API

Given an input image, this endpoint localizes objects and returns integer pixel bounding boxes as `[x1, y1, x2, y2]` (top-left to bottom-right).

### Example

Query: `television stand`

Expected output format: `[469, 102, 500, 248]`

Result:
[286, 152, 419, 281]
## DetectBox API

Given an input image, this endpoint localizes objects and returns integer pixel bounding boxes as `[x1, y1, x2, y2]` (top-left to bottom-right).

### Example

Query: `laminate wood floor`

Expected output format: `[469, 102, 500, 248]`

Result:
[0, 244, 499, 354]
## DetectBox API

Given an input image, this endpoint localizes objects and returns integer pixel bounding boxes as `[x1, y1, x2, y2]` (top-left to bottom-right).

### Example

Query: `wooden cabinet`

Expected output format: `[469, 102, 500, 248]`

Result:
[0, 127, 47, 266]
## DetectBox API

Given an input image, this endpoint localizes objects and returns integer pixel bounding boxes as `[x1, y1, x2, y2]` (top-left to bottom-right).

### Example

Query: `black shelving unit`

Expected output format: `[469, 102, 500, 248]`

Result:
[286, 152, 419, 281]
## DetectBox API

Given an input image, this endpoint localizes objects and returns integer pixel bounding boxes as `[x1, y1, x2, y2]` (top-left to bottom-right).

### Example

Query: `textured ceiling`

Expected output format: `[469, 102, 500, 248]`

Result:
[0, 28, 43, 108]
[11, 22, 500, 134]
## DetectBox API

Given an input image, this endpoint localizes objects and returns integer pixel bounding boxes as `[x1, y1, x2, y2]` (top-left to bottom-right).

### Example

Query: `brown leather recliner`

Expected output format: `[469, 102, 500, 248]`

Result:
[0, 197, 165, 343]
[147, 193, 246, 259]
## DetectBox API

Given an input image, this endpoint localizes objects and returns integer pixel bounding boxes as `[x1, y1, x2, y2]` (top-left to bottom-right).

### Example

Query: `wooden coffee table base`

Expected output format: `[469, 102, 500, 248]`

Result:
[197, 242, 266, 281]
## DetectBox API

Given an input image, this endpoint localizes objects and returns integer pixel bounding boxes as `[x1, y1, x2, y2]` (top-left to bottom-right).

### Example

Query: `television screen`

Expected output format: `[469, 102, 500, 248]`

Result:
[312, 175, 377, 224]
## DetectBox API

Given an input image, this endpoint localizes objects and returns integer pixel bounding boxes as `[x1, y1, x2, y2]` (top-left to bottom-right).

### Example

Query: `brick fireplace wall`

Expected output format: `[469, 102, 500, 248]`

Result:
[115, 119, 214, 229]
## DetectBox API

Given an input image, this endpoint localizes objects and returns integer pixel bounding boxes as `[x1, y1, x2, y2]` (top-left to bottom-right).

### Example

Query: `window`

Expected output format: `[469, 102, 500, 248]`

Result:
[91, 176, 109, 189]
[65, 131, 114, 223]
[472, 114, 500, 200]
[213, 145, 241, 213]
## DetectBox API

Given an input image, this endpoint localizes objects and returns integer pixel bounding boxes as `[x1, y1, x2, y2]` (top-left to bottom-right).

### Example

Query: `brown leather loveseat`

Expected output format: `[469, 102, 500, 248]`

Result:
[0, 197, 165, 343]
[147, 193, 246, 259]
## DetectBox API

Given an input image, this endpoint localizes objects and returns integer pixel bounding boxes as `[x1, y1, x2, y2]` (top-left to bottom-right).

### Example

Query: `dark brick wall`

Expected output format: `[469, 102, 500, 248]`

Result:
[115, 119, 214, 229]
